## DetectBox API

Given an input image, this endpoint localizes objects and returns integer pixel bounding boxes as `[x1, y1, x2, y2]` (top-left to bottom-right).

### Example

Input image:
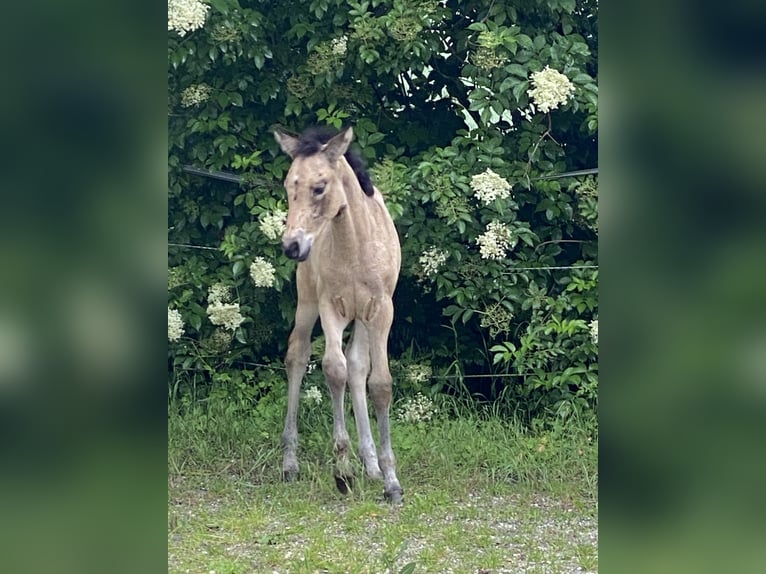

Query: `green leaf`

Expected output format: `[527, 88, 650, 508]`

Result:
[208, 0, 232, 14]
[517, 34, 533, 49]
[232, 260, 244, 277]
[505, 63, 527, 78]
[512, 80, 529, 103]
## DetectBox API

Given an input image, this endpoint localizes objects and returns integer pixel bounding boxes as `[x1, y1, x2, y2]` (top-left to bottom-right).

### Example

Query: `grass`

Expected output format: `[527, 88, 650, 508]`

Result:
[169, 393, 598, 573]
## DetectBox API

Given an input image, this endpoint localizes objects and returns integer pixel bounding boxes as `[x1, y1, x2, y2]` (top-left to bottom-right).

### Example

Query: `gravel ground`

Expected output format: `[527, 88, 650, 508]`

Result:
[169, 478, 598, 574]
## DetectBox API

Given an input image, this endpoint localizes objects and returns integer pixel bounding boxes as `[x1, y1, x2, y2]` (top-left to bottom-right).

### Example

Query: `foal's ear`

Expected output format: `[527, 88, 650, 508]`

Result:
[322, 127, 353, 164]
[274, 130, 300, 158]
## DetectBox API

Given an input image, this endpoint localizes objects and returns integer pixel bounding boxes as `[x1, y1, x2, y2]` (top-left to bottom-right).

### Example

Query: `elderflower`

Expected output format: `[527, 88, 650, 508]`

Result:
[207, 282, 231, 305]
[480, 302, 514, 338]
[476, 221, 516, 260]
[168, 308, 185, 342]
[471, 168, 512, 205]
[259, 210, 287, 241]
[397, 393, 437, 424]
[387, 16, 422, 42]
[250, 257, 276, 288]
[180, 83, 213, 107]
[331, 36, 348, 56]
[201, 328, 234, 354]
[304, 385, 323, 405]
[168, 267, 187, 290]
[419, 247, 448, 278]
[589, 318, 598, 345]
[405, 363, 432, 384]
[168, 0, 210, 37]
[527, 66, 576, 114]
[206, 301, 245, 331]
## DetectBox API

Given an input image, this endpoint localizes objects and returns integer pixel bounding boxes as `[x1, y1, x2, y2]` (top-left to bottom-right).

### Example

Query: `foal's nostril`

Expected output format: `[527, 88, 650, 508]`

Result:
[283, 241, 300, 260]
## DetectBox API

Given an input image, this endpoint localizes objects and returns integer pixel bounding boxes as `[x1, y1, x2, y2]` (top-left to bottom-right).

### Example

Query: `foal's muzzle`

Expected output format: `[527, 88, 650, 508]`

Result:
[282, 230, 312, 261]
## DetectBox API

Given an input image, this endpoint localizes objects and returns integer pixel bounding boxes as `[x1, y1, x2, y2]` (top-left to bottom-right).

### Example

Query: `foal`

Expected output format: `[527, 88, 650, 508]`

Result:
[274, 126, 403, 503]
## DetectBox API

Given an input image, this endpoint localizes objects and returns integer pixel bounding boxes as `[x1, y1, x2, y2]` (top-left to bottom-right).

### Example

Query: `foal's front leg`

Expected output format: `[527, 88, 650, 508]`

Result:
[282, 300, 317, 481]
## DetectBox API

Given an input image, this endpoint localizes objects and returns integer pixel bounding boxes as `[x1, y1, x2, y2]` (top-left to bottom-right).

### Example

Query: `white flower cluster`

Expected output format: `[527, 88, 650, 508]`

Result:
[168, 307, 185, 342]
[259, 210, 287, 241]
[331, 36, 348, 56]
[397, 393, 437, 424]
[180, 83, 213, 107]
[589, 318, 598, 345]
[405, 363, 433, 384]
[207, 282, 231, 305]
[304, 385, 323, 405]
[205, 281, 243, 331]
[250, 257, 276, 288]
[207, 301, 245, 331]
[471, 168, 512, 205]
[527, 66, 576, 114]
[168, 0, 210, 37]
[476, 221, 516, 260]
[419, 247, 448, 278]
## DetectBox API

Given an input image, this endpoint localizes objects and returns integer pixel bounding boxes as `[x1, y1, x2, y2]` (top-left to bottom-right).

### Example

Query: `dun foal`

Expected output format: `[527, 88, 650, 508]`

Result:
[274, 126, 403, 503]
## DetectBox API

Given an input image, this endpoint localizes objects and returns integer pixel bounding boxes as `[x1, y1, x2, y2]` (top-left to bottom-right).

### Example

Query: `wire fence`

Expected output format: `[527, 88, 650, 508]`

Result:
[167, 240, 597, 272]
[181, 164, 598, 184]
[172, 359, 592, 381]
[171, 170, 597, 392]
[168, 240, 598, 272]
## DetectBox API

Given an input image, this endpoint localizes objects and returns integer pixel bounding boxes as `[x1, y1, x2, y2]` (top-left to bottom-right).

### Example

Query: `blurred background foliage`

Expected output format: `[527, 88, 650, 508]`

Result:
[168, 0, 598, 421]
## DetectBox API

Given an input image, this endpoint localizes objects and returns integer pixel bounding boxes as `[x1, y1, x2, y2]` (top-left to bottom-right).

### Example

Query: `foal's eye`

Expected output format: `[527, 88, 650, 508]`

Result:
[312, 184, 326, 196]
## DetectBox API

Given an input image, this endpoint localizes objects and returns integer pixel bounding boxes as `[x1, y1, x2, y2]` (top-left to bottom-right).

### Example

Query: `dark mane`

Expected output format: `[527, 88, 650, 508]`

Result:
[293, 126, 375, 197]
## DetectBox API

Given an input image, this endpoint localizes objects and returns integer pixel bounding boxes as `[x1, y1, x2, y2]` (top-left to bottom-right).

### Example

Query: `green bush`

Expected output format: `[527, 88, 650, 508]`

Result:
[168, 0, 598, 420]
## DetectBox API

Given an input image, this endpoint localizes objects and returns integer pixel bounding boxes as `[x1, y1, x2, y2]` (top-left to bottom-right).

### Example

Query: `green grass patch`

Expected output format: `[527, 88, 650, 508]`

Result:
[169, 393, 597, 573]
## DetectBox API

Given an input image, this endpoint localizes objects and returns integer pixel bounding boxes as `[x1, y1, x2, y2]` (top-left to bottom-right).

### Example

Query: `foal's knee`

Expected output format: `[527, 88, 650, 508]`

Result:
[322, 353, 347, 389]
[285, 333, 311, 369]
[368, 376, 392, 407]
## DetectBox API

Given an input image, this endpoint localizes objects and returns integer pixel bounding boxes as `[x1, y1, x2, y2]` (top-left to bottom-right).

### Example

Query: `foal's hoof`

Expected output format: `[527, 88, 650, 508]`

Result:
[282, 469, 299, 482]
[334, 474, 354, 494]
[384, 487, 404, 505]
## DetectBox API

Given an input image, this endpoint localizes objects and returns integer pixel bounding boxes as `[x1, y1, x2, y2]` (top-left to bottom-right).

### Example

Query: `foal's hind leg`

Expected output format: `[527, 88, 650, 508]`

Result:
[366, 298, 403, 503]
[346, 322, 383, 480]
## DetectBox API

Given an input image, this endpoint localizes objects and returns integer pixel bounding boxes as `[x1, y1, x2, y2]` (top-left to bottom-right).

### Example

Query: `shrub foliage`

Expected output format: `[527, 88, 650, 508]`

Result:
[168, 0, 598, 420]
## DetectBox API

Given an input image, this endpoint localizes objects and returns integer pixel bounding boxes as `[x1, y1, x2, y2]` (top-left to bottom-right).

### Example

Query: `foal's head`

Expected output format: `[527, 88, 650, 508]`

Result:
[274, 127, 354, 261]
